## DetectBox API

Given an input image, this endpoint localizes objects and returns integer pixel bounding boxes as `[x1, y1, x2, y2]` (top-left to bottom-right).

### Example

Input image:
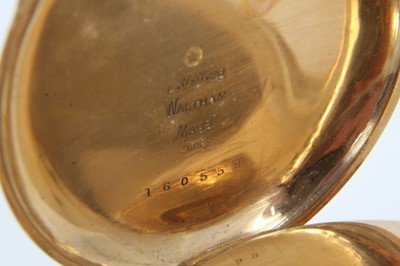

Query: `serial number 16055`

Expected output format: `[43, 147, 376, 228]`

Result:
[144, 167, 225, 197]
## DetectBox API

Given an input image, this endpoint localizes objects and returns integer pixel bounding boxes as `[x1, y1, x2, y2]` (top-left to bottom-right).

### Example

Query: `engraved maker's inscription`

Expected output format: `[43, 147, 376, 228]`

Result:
[168, 67, 226, 95]
[165, 91, 226, 117]
[184, 137, 210, 153]
[163, 66, 228, 154]
[177, 119, 212, 139]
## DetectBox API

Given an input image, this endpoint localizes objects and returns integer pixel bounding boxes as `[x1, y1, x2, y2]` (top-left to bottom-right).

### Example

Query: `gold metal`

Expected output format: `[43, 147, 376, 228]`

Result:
[184, 222, 400, 265]
[1, 0, 399, 265]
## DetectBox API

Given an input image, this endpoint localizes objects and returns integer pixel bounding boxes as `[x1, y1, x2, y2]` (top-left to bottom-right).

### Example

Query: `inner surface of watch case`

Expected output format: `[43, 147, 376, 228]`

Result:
[1, 0, 399, 265]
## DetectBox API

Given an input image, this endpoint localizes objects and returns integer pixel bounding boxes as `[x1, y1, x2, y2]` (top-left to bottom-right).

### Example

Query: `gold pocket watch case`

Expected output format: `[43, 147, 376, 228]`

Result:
[1, 0, 399, 265]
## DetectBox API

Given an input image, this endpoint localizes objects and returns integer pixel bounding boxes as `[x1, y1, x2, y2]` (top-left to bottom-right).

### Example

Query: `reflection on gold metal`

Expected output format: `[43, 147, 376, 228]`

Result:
[242, 0, 278, 17]
[119, 157, 260, 232]
[184, 222, 400, 266]
[0, 0, 399, 265]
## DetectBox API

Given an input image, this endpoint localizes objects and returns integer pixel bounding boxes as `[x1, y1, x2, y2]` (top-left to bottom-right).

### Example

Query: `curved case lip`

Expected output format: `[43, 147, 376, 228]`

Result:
[182, 222, 400, 266]
[0, 2, 86, 265]
[1, 1, 400, 265]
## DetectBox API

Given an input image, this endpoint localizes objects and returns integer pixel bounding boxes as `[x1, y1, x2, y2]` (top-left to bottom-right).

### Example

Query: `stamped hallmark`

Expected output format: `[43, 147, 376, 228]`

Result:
[183, 46, 203, 67]
[235, 252, 260, 265]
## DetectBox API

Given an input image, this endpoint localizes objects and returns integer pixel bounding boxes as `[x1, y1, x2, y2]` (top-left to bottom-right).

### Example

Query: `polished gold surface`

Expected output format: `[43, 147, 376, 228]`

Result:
[1, 0, 399, 265]
[184, 222, 400, 265]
